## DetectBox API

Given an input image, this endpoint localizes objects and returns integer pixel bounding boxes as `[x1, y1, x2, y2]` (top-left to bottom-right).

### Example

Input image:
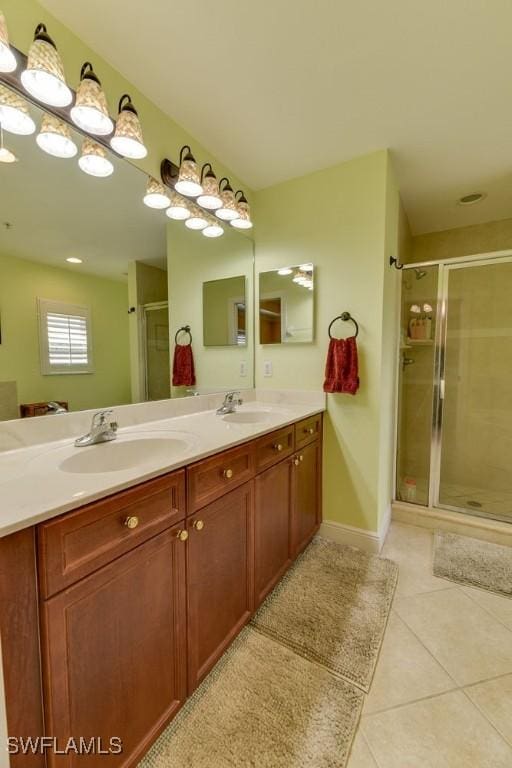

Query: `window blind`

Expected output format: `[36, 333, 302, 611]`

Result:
[46, 312, 89, 366]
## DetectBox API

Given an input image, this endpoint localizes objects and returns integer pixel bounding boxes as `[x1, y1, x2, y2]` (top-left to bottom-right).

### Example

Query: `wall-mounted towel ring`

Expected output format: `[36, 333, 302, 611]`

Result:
[328, 312, 359, 339]
[174, 325, 192, 345]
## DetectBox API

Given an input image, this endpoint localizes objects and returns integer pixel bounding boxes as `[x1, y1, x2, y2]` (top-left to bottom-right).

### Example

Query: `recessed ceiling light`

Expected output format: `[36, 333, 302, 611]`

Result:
[66, 257, 82, 264]
[458, 192, 486, 206]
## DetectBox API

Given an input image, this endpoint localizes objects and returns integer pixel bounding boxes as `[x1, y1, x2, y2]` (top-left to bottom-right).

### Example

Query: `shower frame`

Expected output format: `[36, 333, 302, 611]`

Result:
[395, 248, 512, 522]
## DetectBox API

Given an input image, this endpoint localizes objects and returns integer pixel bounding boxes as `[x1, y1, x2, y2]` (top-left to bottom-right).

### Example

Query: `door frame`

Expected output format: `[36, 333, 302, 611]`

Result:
[395, 249, 512, 519]
[140, 301, 170, 401]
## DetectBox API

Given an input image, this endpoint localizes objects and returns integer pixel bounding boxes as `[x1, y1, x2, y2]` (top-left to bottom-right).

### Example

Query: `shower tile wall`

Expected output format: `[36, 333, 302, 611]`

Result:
[397, 267, 438, 505]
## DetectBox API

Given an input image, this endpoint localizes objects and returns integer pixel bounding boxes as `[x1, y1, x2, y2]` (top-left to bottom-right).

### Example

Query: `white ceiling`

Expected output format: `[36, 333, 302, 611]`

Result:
[38, 0, 512, 234]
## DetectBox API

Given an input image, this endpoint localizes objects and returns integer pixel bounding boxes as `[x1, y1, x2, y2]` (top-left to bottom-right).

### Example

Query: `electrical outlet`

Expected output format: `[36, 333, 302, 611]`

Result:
[263, 360, 273, 377]
[239, 360, 247, 377]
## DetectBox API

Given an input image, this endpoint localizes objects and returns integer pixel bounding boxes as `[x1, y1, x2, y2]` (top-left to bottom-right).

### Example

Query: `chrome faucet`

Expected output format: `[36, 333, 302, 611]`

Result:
[216, 391, 243, 415]
[75, 409, 118, 447]
[47, 401, 67, 415]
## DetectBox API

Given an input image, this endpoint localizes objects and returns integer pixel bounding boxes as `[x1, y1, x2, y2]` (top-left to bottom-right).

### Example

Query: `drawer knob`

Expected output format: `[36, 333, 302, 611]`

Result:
[193, 519, 205, 531]
[273, 443, 283, 452]
[124, 516, 139, 530]
[304, 427, 315, 435]
[176, 529, 189, 542]
[223, 468, 234, 479]
[299, 454, 304, 462]
[293, 457, 300, 467]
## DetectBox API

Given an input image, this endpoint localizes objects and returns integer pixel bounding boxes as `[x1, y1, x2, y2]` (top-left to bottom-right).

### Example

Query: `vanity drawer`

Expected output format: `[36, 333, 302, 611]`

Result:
[295, 414, 323, 449]
[187, 443, 256, 512]
[38, 470, 186, 598]
[255, 425, 295, 472]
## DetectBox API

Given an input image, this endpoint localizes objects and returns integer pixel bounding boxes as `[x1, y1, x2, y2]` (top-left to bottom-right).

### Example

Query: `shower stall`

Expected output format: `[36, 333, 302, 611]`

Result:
[395, 251, 512, 523]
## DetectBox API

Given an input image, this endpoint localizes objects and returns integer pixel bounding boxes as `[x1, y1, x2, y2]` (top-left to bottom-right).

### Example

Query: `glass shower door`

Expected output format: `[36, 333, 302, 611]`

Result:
[437, 258, 512, 522]
[143, 303, 171, 401]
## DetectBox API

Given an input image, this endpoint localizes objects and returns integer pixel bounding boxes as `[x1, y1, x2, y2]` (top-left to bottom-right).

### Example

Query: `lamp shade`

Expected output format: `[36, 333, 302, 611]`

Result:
[21, 24, 72, 107]
[215, 178, 238, 221]
[175, 145, 203, 197]
[185, 204, 208, 230]
[0, 12, 17, 73]
[78, 138, 114, 177]
[71, 62, 113, 136]
[231, 191, 253, 229]
[0, 84, 35, 135]
[110, 94, 147, 159]
[0, 124, 16, 163]
[202, 219, 224, 238]
[166, 191, 191, 220]
[143, 177, 170, 209]
[36, 114, 77, 158]
[197, 163, 222, 210]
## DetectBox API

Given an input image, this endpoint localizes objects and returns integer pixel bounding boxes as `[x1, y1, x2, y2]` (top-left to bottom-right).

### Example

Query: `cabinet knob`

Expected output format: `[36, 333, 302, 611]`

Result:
[193, 520, 205, 531]
[293, 457, 300, 467]
[124, 516, 139, 530]
[299, 454, 304, 462]
[304, 427, 315, 435]
[176, 529, 188, 542]
[223, 468, 234, 479]
[273, 443, 283, 452]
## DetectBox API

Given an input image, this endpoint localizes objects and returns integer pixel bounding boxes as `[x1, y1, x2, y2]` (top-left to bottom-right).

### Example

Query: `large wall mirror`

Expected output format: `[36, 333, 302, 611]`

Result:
[259, 264, 315, 343]
[0, 85, 255, 421]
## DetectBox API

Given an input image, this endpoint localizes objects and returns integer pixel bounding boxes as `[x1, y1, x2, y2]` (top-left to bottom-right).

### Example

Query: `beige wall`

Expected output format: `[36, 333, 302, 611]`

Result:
[408, 218, 512, 263]
[254, 150, 400, 534]
[167, 223, 254, 396]
[0, 251, 131, 414]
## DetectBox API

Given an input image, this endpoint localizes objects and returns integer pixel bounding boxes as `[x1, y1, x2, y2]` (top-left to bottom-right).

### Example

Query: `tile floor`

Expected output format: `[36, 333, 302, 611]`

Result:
[348, 521, 512, 767]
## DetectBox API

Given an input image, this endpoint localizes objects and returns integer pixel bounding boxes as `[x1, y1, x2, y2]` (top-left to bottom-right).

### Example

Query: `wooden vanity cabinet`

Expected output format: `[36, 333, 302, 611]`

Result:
[40, 523, 188, 768]
[186, 482, 254, 693]
[254, 458, 294, 607]
[292, 439, 322, 557]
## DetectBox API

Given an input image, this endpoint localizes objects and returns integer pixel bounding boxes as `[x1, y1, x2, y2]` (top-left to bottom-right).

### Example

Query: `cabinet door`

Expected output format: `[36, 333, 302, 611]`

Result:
[187, 482, 254, 693]
[292, 440, 322, 557]
[41, 525, 187, 768]
[254, 459, 293, 607]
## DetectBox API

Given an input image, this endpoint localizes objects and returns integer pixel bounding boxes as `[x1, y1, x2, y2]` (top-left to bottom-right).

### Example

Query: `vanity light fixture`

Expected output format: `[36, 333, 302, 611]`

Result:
[0, 12, 17, 72]
[166, 191, 190, 220]
[175, 145, 203, 197]
[78, 137, 113, 177]
[215, 177, 238, 221]
[110, 94, 147, 159]
[202, 217, 224, 238]
[21, 24, 72, 107]
[184, 204, 208, 230]
[71, 62, 113, 136]
[231, 190, 253, 229]
[36, 114, 77, 158]
[0, 123, 16, 163]
[0, 85, 35, 135]
[197, 163, 222, 209]
[277, 267, 293, 276]
[143, 176, 170, 209]
[66, 257, 82, 264]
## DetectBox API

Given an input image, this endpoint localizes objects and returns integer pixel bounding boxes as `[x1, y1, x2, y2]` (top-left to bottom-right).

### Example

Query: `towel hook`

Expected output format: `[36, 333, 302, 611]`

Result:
[328, 312, 359, 339]
[174, 325, 192, 345]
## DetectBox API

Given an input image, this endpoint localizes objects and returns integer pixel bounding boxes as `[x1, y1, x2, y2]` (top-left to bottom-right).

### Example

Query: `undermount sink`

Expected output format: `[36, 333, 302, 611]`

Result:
[60, 437, 191, 474]
[222, 408, 288, 424]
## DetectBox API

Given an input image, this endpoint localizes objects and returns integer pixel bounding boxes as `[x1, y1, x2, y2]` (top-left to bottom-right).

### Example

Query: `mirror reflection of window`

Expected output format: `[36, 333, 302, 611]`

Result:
[259, 264, 314, 344]
[202, 275, 247, 347]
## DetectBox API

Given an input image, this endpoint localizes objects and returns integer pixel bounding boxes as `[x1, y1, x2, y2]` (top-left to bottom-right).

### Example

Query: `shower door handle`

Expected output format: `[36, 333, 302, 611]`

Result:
[440, 379, 445, 400]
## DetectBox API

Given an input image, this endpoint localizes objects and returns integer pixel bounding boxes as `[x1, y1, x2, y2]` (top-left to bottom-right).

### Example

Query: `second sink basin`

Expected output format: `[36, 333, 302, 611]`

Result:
[222, 406, 290, 425]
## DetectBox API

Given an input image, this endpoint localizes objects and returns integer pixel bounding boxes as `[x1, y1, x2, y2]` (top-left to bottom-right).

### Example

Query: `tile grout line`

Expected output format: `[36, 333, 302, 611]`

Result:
[460, 685, 512, 751]
[356, 728, 384, 768]
[461, 586, 512, 633]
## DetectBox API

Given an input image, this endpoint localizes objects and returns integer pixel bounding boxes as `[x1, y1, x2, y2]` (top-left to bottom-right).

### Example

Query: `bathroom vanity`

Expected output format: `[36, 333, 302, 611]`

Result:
[0, 402, 322, 767]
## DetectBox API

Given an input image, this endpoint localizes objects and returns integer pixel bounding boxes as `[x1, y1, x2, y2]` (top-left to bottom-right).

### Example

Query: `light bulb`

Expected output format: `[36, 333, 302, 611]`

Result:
[175, 145, 203, 197]
[79, 138, 113, 177]
[71, 62, 113, 136]
[110, 94, 147, 159]
[185, 206, 208, 230]
[0, 13, 17, 73]
[21, 24, 72, 107]
[36, 115, 77, 158]
[0, 85, 35, 135]
[166, 192, 190, 220]
[202, 222, 224, 238]
[278, 268, 293, 276]
[143, 177, 170, 209]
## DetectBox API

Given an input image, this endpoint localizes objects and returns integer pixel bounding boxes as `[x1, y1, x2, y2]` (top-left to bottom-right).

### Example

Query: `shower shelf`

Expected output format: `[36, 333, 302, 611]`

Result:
[406, 338, 434, 346]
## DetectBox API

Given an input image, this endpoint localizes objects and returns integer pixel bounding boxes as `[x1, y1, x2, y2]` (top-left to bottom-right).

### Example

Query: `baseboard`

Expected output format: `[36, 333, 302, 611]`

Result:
[319, 520, 382, 554]
[392, 501, 512, 548]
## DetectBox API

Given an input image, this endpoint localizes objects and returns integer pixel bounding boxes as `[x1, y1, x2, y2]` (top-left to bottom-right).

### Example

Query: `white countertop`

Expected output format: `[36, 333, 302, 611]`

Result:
[0, 391, 325, 538]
